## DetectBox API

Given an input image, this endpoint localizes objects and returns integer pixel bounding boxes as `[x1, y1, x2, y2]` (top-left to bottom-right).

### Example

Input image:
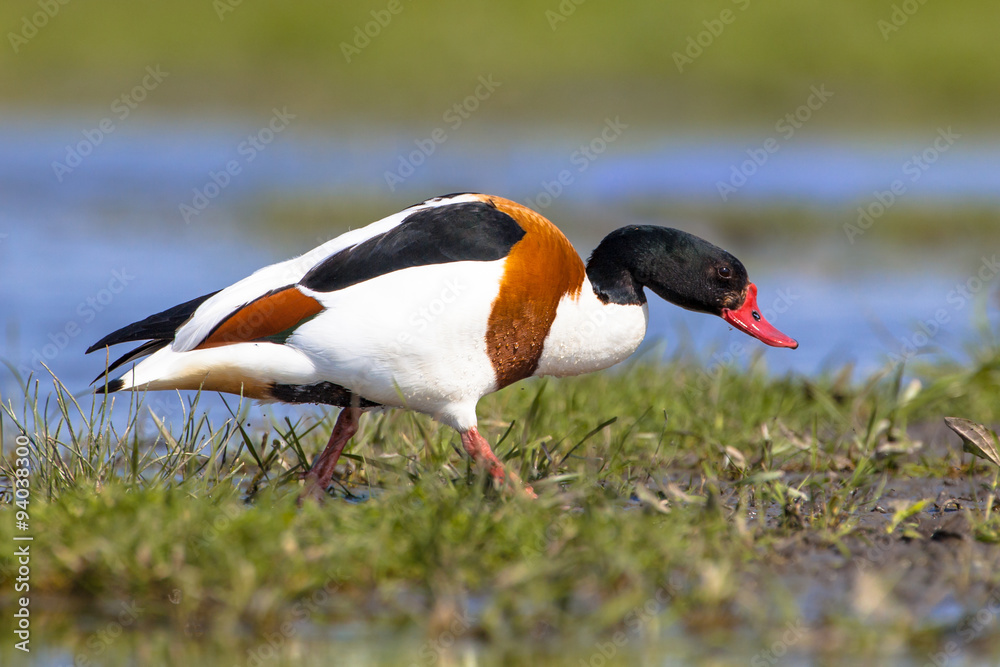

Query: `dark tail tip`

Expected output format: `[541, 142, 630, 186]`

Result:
[96, 379, 126, 394]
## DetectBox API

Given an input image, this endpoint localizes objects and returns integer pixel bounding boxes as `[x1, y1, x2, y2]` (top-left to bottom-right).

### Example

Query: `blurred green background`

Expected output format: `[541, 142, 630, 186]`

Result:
[4, 0, 999, 129]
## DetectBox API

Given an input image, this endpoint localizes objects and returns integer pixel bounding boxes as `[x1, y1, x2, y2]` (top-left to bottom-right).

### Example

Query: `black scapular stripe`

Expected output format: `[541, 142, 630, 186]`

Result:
[300, 202, 526, 293]
[86, 290, 220, 353]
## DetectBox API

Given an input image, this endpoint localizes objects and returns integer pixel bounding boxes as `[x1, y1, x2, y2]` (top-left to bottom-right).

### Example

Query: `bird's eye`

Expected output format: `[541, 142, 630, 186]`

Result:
[718, 266, 732, 279]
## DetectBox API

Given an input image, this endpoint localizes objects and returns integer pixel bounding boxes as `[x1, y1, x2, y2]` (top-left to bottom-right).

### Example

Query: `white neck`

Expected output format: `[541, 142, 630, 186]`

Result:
[534, 278, 649, 378]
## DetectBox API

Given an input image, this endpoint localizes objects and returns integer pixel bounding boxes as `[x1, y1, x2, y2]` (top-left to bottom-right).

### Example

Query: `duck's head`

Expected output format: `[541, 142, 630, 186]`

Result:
[587, 225, 798, 349]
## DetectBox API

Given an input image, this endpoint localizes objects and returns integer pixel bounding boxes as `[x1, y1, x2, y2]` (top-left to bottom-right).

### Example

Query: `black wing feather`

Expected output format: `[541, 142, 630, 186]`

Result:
[86, 290, 220, 354]
[89, 339, 171, 385]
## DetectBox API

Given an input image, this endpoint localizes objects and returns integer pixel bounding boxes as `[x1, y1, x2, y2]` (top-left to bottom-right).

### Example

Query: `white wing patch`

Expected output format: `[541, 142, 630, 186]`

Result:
[171, 193, 483, 352]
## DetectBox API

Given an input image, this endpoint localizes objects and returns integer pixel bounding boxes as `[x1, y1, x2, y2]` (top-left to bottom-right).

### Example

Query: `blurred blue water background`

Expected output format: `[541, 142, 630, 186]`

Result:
[3, 116, 999, 420]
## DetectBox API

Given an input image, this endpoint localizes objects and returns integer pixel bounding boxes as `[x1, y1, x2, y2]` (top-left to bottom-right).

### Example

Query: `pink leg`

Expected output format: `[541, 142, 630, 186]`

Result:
[300, 408, 360, 503]
[460, 426, 537, 498]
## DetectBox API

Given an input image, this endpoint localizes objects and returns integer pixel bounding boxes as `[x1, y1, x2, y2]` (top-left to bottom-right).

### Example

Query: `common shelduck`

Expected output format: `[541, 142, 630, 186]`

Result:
[88, 193, 797, 499]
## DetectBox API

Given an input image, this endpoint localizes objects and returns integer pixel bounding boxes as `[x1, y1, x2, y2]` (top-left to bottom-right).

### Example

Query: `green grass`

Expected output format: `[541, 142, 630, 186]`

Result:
[3, 352, 1000, 664]
[3, 1, 1000, 129]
